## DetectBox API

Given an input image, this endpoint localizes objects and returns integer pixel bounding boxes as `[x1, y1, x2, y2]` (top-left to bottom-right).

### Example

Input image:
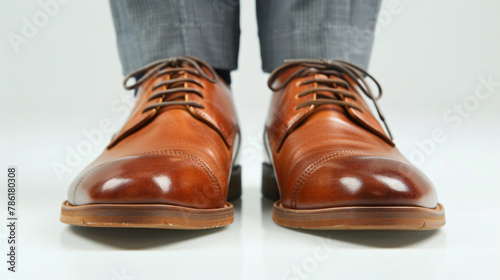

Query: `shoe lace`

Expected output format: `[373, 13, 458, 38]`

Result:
[122, 56, 218, 113]
[268, 59, 393, 139]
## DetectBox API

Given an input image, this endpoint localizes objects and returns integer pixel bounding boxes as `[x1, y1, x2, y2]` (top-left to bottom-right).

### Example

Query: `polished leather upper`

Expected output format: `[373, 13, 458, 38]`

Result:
[68, 57, 239, 209]
[265, 60, 438, 210]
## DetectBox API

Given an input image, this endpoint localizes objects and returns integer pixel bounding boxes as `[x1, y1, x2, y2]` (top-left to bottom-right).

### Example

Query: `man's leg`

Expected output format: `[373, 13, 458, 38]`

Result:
[110, 0, 240, 83]
[256, 0, 381, 72]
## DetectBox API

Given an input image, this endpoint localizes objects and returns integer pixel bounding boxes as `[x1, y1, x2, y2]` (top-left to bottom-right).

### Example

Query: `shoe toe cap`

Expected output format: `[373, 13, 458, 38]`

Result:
[68, 153, 223, 209]
[291, 156, 438, 209]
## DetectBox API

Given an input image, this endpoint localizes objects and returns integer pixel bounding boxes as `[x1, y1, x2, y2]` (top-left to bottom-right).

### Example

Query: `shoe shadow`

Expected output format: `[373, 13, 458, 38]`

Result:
[261, 196, 444, 248]
[290, 228, 442, 248]
[60, 198, 242, 250]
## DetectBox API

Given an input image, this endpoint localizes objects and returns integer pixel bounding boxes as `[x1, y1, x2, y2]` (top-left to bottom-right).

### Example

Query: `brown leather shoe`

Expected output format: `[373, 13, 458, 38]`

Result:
[60, 56, 241, 229]
[262, 60, 445, 230]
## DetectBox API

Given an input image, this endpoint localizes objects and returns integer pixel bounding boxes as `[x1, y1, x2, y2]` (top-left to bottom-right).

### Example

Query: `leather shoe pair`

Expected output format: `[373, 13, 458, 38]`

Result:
[60, 57, 445, 230]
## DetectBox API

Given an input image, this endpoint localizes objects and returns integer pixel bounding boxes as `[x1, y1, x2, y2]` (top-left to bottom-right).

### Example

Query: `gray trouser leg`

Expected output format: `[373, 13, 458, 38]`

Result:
[110, 0, 380, 75]
[110, 0, 240, 75]
[257, 0, 382, 72]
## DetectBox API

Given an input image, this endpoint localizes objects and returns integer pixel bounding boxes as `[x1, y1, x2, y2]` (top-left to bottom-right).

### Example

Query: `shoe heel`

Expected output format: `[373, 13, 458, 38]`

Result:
[261, 162, 280, 200]
[227, 165, 242, 201]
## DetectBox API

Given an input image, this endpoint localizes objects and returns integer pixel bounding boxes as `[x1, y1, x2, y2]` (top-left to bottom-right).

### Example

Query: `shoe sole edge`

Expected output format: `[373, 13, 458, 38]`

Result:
[272, 201, 445, 230]
[60, 200, 234, 230]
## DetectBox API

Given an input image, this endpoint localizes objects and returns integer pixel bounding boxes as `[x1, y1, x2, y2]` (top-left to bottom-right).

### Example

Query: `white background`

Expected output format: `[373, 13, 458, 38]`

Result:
[1, 0, 499, 279]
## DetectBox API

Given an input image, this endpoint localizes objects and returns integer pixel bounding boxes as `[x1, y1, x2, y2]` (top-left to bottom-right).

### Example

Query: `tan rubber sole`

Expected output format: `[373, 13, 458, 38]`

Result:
[60, 201, 234, 230]
[273, 201, 445, 230]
